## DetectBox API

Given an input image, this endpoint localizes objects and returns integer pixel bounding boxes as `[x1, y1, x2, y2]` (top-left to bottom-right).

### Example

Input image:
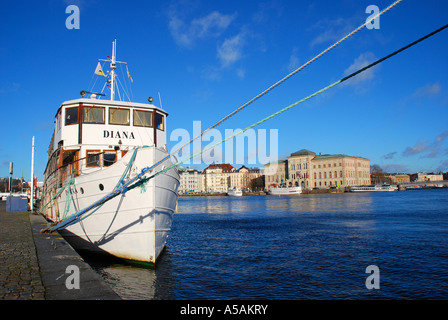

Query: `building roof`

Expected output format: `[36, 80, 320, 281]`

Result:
[290, 149, 316, 157]
[203, 163, 235, 172]
[265, 160, 287, 166]
[312, 154, 369, 161]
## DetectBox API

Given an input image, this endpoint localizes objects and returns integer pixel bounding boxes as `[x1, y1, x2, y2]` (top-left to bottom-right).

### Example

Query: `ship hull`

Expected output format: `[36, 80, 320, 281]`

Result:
[41, 147, 179, 265]
[227, 189, 243, 197]
[268, 186, 302, 195]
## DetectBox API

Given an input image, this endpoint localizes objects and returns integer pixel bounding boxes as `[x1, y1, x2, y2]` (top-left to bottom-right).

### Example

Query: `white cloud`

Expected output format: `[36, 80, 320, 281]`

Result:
[412, 83, 441, 99]
[343, 52, 378, 86]
[236, 68, 245, 79]
[382, 152, 397, 160]
[402, 139, 431, 157]
[308, 17, 355, 48]
[402, 131, 448, 158]
[217, 32, 246, 67]
[287, 47, 300, 73]
[169, 10, 236, 48]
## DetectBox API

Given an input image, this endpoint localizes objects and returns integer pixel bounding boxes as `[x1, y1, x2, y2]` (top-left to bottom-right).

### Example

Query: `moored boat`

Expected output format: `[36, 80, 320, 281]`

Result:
[39, 40, 180, 267]
[350, 185, 397, 192]
[268, 185, 302, 195]
[227, 188, 243, 197]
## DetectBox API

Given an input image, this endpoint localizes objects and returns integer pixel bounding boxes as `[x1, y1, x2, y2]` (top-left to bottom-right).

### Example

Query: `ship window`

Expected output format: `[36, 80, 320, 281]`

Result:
[86, 150, 101, 167]
[65, 107, 78, 125]
[57, 110, 62, 130]
[109, 108, 130, 125]
[134, 110, 153, 127]
[103, 151, 117, 167]
[83, 107, 105, 124]
[156, 113, 165, 131]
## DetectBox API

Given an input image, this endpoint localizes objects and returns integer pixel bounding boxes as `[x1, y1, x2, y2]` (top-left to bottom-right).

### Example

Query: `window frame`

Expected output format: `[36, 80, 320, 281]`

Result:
[103, 150, 117, 167]
[133, 109, 153, 128]
[155, 112, 165, 131]
[83, 106, 105, 124]
[109, 107, 130, 126]
[65, 107, 79, 126]
[86, 150, 101, 167]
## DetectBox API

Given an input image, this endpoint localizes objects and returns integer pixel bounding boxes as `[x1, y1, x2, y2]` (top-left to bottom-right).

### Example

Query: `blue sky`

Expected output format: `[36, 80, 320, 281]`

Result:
[0, 0, 447, 181]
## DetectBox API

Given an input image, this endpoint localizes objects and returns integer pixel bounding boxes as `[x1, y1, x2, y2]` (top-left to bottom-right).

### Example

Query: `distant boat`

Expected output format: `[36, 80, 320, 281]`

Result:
[227, 188, 243, 197]
[268, 185, 302, 195]
[350, 185, 397, 192]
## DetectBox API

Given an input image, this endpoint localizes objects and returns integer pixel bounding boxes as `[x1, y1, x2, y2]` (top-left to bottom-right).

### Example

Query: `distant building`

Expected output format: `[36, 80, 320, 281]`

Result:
[264, 160, 288, 186]
[264, 149, 371, 190]
[230, 166, 264, 191]
[178, 168, 204, 194]
[203, 164, 235, 193]
[410, 172, 443, 182]
[388, 174, 410, 184]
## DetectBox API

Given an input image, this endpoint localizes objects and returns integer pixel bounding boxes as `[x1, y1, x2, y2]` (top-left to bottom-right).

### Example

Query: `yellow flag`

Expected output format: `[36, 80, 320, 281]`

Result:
[95, 62, 106, 77]
[127, 66, 133, 82]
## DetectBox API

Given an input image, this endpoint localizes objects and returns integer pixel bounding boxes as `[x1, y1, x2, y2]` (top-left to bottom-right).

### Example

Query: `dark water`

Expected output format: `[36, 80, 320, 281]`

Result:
[87, 189, 448, 300]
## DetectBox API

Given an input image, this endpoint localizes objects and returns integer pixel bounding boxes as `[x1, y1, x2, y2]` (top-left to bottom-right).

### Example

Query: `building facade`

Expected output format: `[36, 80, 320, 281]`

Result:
[264, 149, 371, 190]
[388, 174, 410, 184]
[229, 166, 264, 191]
[264, 160, 288, 186]
[410, 172, 443, 182]
[178, 168, 204, 194]
[203, 164, 235, 193]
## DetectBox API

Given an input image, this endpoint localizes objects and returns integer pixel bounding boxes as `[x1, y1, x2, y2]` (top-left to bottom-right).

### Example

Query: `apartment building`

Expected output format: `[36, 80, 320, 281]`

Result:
[178, 168, 205, 194]
[264, 160, 288, 186]
[229, 166, 264, 191]
[203, 163, 235, 193]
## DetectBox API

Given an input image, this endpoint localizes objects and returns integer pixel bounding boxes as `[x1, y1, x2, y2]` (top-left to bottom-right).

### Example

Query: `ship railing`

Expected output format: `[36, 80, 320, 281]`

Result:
[46, 150, 112, 188]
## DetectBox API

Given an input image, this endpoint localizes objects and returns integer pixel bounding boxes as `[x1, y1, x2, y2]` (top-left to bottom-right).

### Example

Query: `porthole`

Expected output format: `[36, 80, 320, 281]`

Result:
[99, 184, 104, 191]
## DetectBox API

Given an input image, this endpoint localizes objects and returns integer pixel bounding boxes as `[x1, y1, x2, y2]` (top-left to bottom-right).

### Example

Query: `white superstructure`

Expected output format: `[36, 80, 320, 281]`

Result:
[350, 185, 397, 192]
[268, 185, 302, 195]
[227, 188, 243, 197]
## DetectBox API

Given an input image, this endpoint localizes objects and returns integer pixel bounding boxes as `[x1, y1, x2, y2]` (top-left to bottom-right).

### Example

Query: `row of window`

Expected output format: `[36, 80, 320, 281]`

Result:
[291, 162, 369, 170]
[289, 170, 370, 180]
[85, 150, 128, 167]
[60, 106, 165, 130]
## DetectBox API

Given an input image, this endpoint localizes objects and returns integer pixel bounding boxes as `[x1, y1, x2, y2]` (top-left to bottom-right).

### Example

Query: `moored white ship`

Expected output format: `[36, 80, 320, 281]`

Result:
[350, 185, 397, 192]
[268, 185, 302, 195]
[40, 40, 179, 266]
[227, 188, 243, 197]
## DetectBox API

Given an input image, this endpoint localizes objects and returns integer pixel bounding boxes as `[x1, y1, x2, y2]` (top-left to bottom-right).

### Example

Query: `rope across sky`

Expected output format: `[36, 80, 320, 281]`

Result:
[148, 0, 405, 172]
[147, 22, 448, 181]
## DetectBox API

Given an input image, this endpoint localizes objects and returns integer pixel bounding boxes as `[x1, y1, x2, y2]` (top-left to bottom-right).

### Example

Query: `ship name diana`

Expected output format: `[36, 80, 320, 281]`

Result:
[103, 130, 135, 139]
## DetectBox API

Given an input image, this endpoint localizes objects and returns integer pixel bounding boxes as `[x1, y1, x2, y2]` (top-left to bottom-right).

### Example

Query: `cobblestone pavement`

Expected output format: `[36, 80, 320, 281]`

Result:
[1, 201, 120, 300]
[0, 203, 45, 300]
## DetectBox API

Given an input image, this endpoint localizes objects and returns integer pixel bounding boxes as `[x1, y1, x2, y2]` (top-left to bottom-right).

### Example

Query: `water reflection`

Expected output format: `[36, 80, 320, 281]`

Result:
[85, 248, 177, 300]
[85, 190, 448, 299]
[260, 193, 374, 216]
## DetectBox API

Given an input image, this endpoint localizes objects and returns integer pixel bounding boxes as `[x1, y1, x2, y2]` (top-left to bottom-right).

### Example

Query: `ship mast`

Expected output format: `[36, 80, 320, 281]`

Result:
[110, 38, 117, 101]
